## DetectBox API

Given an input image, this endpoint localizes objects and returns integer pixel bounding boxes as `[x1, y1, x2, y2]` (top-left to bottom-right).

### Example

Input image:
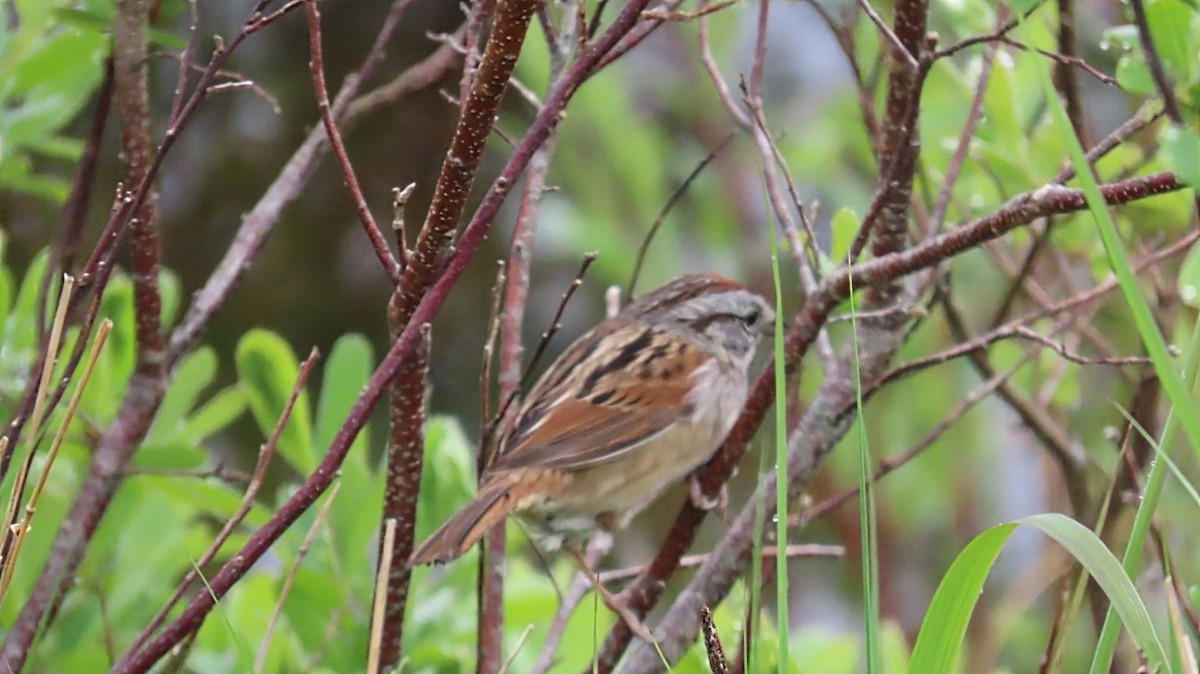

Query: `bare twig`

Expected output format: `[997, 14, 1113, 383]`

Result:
[1129, 0, 1183, 123]
[628, 132, 737, 298]
[305, 0, 401, 285]
[531, 533, 612, 674]
[644, 0, 737, 21]
[255, 482, 342, 673]
[597, 544, 844, 584]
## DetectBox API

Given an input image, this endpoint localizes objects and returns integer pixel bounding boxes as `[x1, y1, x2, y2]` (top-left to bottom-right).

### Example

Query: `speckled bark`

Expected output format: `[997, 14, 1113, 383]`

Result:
[380, 0, 539, 669]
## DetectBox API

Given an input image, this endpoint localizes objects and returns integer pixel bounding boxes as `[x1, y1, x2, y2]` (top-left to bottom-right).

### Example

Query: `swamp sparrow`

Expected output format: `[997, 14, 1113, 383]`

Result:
[409, 274, 773, 636]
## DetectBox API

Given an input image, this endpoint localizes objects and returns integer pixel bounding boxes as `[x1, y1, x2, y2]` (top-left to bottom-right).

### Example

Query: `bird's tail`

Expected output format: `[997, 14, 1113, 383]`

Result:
[409, 477, 521, 566]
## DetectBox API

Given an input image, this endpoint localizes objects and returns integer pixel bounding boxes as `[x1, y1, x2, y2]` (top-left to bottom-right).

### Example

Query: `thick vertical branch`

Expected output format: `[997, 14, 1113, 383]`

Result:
[395, 0, 540, 318]
[0, 2, 164, 669]
[380, 0, 538, 669]
[377, 325, 431, 670]
[867, 0, 928, 280]
[114, 0, 165, 367]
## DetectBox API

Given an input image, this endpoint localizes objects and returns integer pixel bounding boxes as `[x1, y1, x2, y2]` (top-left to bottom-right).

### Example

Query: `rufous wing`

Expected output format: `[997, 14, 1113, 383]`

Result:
[489, 323, 709, 472]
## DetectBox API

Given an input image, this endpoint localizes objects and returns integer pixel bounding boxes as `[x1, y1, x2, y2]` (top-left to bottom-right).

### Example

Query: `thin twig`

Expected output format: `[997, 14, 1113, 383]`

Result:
[628, 131, 737, 297]
[644, 0, 737, 21]
[255, 482, 342, 673]
[305, 0, 401, 285]
[802, 350, 1035, 523]
[856, 0, 920, 72]
[0, 317, 109, 608]
[598, 544, 844, 584]
[998, 36, 1116, 86]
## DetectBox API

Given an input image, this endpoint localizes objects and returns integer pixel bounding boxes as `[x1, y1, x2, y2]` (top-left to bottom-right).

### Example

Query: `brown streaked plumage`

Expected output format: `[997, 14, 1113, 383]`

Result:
[409, 274, 773, 566]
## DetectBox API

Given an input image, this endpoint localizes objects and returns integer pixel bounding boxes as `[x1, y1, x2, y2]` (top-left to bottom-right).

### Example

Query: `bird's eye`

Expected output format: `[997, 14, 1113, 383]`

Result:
[744, 309, 760, 327]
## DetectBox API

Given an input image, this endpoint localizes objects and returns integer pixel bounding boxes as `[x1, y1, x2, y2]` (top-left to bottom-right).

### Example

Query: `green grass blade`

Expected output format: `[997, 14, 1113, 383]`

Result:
[908, 514, 1170, 674]
[847, 273, 881, 674]
[1114, 402, 1200, 512]
[907, 522, 1017, 674]
[1031, 20, 1200, 674]
[768, 186, 790, 674]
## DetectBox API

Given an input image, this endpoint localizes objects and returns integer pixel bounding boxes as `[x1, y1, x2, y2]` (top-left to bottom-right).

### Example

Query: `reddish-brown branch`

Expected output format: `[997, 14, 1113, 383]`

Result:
[1129, 0, 1183, 123]
[305, 0, 402, 285]
[377, 326, 430, 670]
[378, 2, 541, 670]
[395, 0, 540, 321]
[864, 0, 928, 285]
[481, 129, 561, 674]
[1055, 0, 1081, 145]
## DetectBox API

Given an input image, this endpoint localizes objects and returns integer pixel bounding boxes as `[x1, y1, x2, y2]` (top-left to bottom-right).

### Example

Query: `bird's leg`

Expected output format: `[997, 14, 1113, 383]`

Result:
[565, 546, 657, 644]
[688, 474, 729, 522]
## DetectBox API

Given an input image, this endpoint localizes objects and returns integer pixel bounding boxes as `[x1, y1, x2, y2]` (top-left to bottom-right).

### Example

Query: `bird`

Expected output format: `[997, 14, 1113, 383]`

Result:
[410, 273, 774, 640]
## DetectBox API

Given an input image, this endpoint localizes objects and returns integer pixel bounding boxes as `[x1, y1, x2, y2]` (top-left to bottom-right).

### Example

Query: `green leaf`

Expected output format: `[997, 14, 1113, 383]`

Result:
[908, 515, 1169, 674]
[8, 249, 49, 358]
[417, 416, 477, 542]
[86, 273, 135, 420]
[181, 387, 247, 442]
[235, 329, 314, 473]
[146, 347, 217, 446]
[1116, 56, 1157, 96]
[1143, 0, 1196, 83]
[829, 206, 859, 263]
[159, 269, 181, 329]
[1162, 124, 1200, 188]
[132, 442, 206, 470]
[1179, 240, 1200, 307]
[314, 334, 373, 455]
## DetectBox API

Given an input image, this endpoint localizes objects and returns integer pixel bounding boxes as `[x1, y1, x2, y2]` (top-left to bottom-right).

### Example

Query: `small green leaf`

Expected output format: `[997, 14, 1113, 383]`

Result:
[181, 387, 247, 442]
[1144, 0, 1195, 82]
[133, 442, 206, 470]
[1116, 56, 1157, 96]
[146, 347, 217, 446]
[159, 269, 181, 329]
[314, 333, 374, 455]
[829, 206, 860, 263]
[1161, 124, 1200, 187]
[235, 329, 314, 473]
[1179, 240, 1200, 307]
